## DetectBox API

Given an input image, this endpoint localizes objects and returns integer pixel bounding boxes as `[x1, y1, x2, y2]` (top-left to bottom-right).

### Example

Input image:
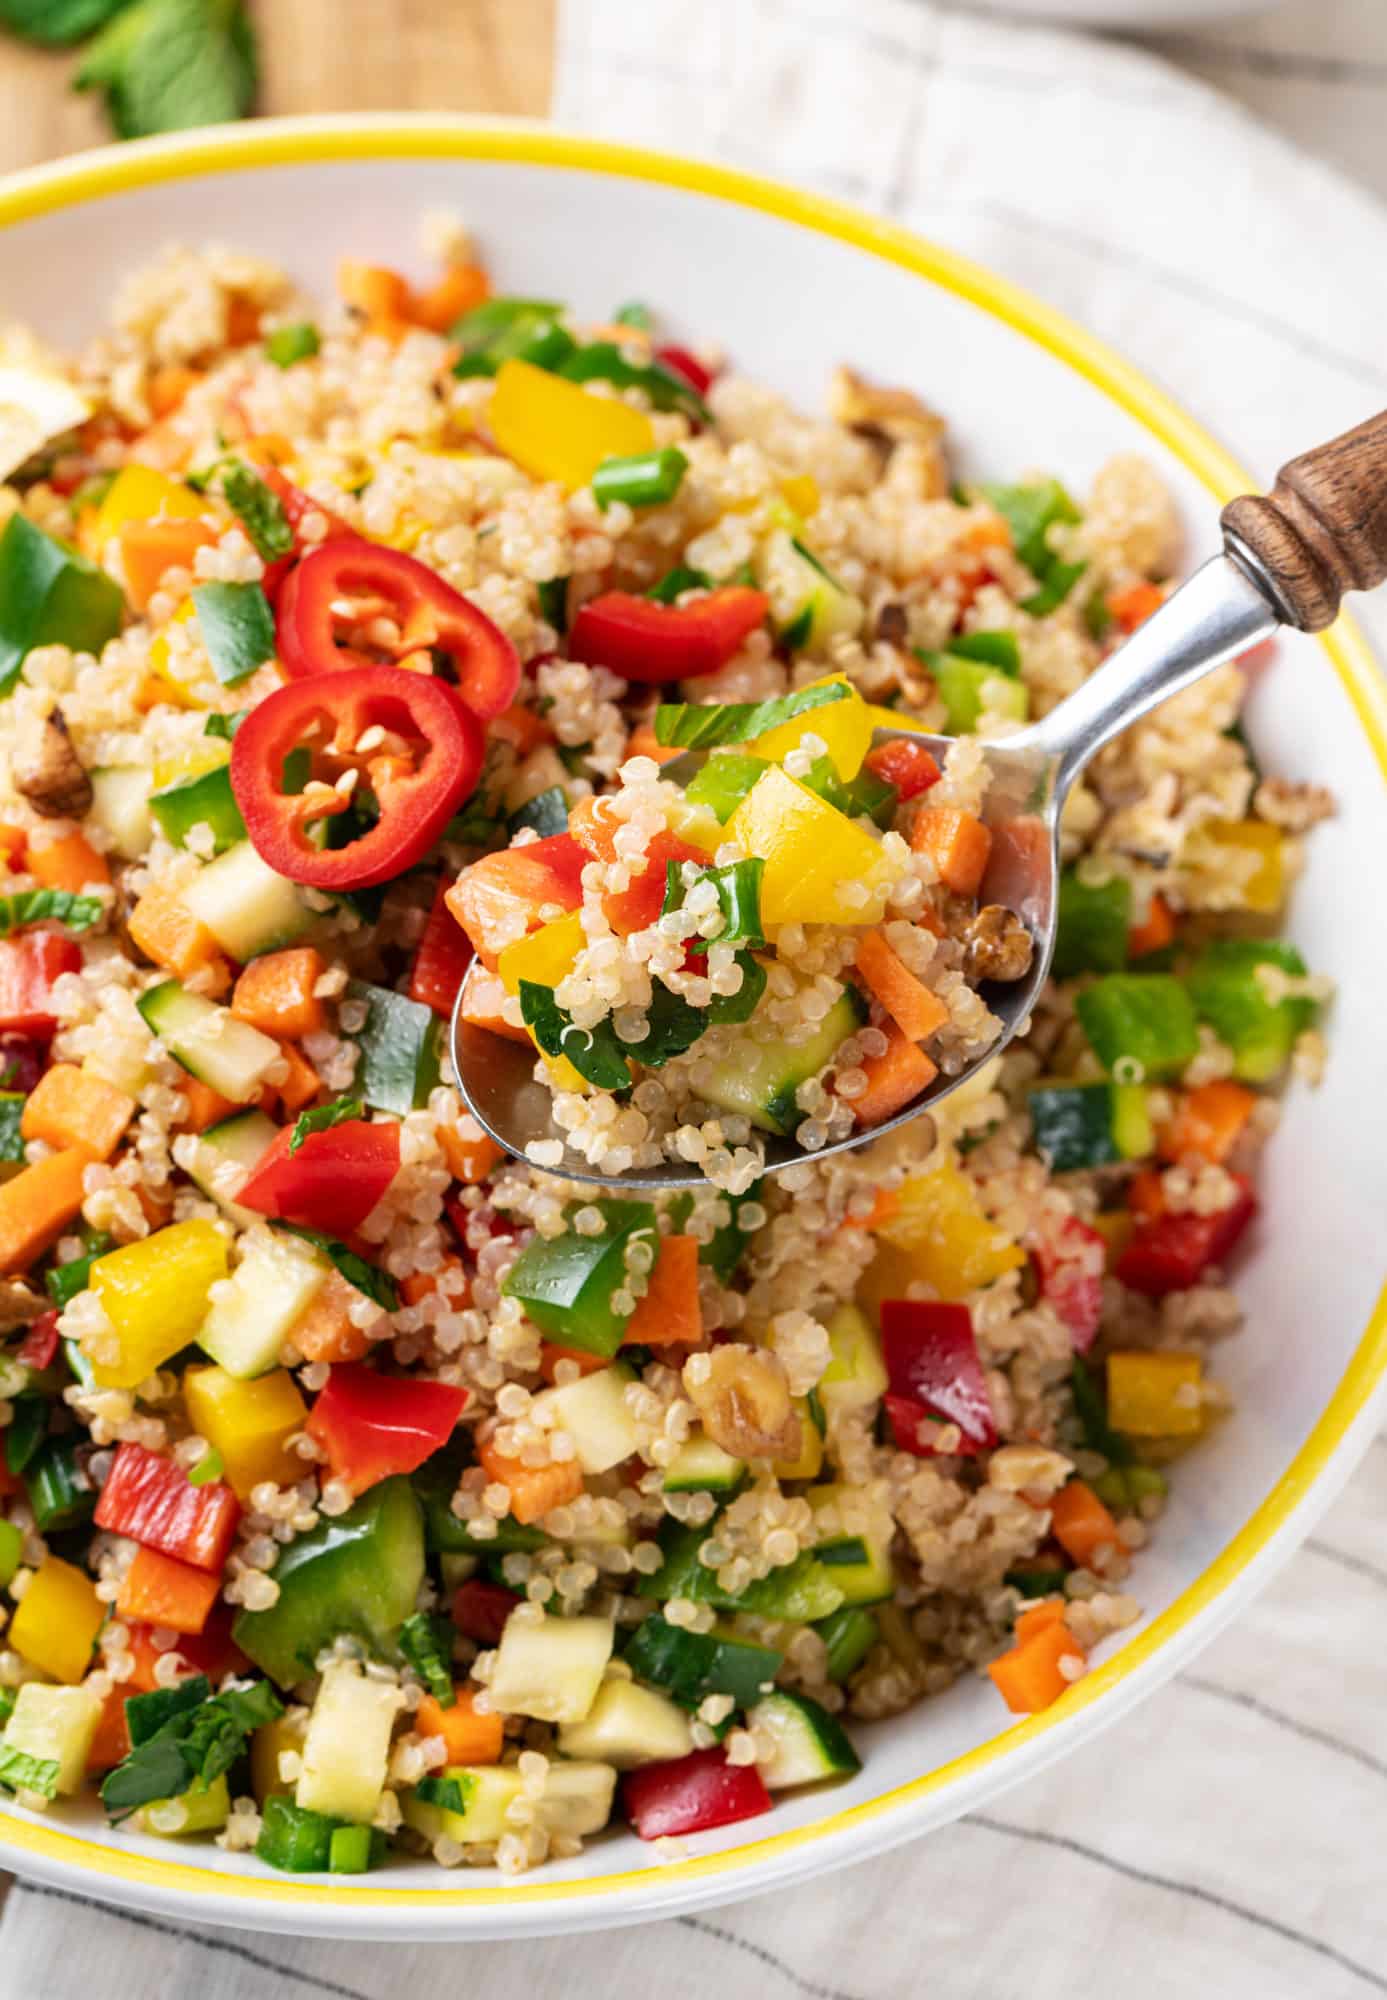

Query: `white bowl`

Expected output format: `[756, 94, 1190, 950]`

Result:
[950, 1, 1273, 21]
[0, 116, 1383, 1942]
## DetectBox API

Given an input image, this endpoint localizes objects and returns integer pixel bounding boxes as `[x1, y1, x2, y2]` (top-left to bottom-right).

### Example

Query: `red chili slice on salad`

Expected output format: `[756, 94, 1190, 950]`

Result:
[229, 662, 485, 890]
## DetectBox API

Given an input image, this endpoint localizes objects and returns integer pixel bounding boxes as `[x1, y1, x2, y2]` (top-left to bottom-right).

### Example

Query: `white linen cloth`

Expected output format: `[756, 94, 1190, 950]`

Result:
[4, 5, 1387, 1994]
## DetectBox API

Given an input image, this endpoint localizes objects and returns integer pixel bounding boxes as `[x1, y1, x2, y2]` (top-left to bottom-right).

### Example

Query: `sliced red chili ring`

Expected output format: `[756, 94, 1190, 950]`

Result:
[229, 663, 485, 890]
[276, 540, 520, 718]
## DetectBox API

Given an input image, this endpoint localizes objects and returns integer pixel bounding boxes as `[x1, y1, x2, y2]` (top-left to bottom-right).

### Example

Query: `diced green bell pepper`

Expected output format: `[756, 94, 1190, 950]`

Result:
[684, 753, 771, 825]
[233, 1476, 424, 1688]
[1028, 1080, 1152, 1172]
[947, 630, 1021, 676]
[1003, 1566, 1069, 1601]
[501, 1199, 657, 1356]
[266, 324, 321, 368]
[814, 1605, 879, 1683]
[1186, 938, 1315, 1082]
[636, 1520, 844, 1622]
[150, 764, 246, 854]
[592, 448, 687, 511]
[191, 582, 275, 687]
[1074, 974, 1199, 1080]
[329, 1821, 387, 1872]
[415, 1454, 546, 1556]
[921, 650, 1030, 734]
[24, 1439, 95, 1533]
[623, 1613, 782, 1711]
[45, 1228, 114, 1310]
[256, 1794, 374, 1873]
[0, 513, 124, 698]
[345, 980, 444, 1114]
[1053, 868, 1131, 979]
[0, 1520, 22, 1590]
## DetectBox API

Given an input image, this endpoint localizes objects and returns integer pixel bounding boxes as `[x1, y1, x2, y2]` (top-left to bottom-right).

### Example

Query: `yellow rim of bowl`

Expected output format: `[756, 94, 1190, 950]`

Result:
[0, 116, 1384, 1912]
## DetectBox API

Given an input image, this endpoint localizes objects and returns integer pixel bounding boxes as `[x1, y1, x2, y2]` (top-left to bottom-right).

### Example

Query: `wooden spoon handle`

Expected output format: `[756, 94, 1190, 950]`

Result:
[1222, 409, 1387, 631]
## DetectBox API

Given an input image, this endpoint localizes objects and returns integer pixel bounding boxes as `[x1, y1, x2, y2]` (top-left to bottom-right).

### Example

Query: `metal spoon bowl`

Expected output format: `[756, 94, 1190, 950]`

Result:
[450, 403, 1387, 1188]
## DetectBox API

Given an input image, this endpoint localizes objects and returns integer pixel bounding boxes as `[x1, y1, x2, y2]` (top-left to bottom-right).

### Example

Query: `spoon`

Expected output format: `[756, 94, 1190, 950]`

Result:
[451, 409, 1387, 1188]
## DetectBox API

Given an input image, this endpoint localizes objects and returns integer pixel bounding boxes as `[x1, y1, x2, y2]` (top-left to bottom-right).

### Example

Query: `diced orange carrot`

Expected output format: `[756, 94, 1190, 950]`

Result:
[28, 830, 109, 892]
[476, 1438, 583, 1525]
[225, 296, 263, 347]
[117, 517, 216, 612]
[147, 366, 204, 419]
[623, 1234, 703, 1348]
[439, 1119, 504, 1184]
[230, 947, 326, 1040]
[853, 930, 950, 1044]
[1107, 581, 1165, 633]
[459, 964, 532, 1043]
[270, 1040, 320, 1117]
[415, 1687, 504, 1765]
[910, 806, 993, 898]
[538, 1342, 611, 1385]
[961, 512, 1012, 553]
[1049, 1480, 1120, 1569]
[87, 1684, 133, 1773]
[289, 1269, 372, 1364]
[1128, 890, 1176, 959]
[20, 1063, 134, 1161]
[400, 1260, 471, 1311]
[1157, 1080, 1256, 1167]
[1126, 1167, 1166, 1224]
[853, 1186, 902, 1231]
[0, 1148, 90, 1272]
[851, 1022, 938, 1129]
[408, 264, 489, 334]
[240, 433, 294, 468]
[490, 702, 556, 757]
[1014, 1599, 1070, 1646]
[178, 1076, 239, 1132]
[116, 1544, 221, 1635]
[625, 723, 682, 767]
[989, 1619, 1086, 1715]
[128, 879, 230, 987]
[338, 261, 411, 338]
[135, 1183, 174, 1232]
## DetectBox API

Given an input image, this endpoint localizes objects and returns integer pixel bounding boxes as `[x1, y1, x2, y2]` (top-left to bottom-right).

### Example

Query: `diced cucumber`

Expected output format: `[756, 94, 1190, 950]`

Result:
[758, 528, 863, 651]
[488, 1613, 614, 1724]
[926, 653, 1030, 735]
[137, 980, 282, 1103]
[1028, 1081, 1152, 1173]
[813, 1534, 894, 1607]
[638, 1521, 844, 1622]
[1186, 939, 1316, 1082]
[296, 1659, 402, 1824]
[1054, 868, 1131, 980]
[818, 1304, 887, 1419]
[538, 1759, 618, 1838]
[133, 1772, 231, 1837]
[623, 1614, 782, 1711]
[699, 985, 863, 1136]
[150, 764, 246, 855]
[662, 1432, 746, 1495]
[1074, 975, 1199, 1081]
[182, 840, 312, 961]
[89, 766, 153, 860]
[1, 1682, 101, 1796]
[531, 1363, 639, 1476]
[402, 1765, 523, 1847]
[185, 1107, 278, 1225]
[557, 1675, 694, 1768]
[346, 980, 443, 1115]
[198, 1227, 330, 1378]
[748, 1689, 860, 1789]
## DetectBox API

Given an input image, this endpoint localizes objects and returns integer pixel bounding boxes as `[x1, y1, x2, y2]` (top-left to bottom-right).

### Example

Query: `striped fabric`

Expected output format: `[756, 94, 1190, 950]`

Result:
[4, 5, 1386, 1992]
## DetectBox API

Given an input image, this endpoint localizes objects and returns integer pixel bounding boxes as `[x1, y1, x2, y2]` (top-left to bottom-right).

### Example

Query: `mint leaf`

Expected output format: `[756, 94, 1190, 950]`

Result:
[399, 1613, 455, 1706]
[654, 680, 848, 751]
[218, 462, 292, 562]
[75, 0, 257, 139]
[0, 1744, 60, 1798]
[0, 0, 129, 44]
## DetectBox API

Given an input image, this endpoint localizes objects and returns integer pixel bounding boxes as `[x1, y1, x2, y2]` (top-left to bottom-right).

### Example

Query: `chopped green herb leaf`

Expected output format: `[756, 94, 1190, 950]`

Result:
[219, 462, 292, 562]
[654, 680, 847, 752]
[0, 888, 103, 935]
[273, 1225, 400, 1313]
[74, 0, 258, 141]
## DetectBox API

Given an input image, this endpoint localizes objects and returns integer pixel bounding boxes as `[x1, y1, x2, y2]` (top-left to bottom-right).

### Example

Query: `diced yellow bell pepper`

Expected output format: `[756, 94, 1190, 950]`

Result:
[93, 465, 207, 553]
[1106, 1350, 1204, 1437]
[497, 909, 585, 998]
[184, 1364, 308, 1500]
[251, 1712, 308, 1803]
[773, 1399, 824, 1480]
[748, 673, 872, 779]
[779, 473, 820, 520]
[726, 766, 894, 927]
[89, 1219, 230, 1389]
[144, 599, 206, 710]
[858, 1158, 1025, 1312]
[10, 1555, 104, 1684]
[490, 359, 656, 492]
[866, 704, 933, 736]
[1185, 819, 1284, 914]
[151, 731, 230, 790]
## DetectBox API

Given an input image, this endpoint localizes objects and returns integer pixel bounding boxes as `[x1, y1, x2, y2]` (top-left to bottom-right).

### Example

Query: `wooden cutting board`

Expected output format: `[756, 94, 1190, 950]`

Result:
[0, 0, 555, 174]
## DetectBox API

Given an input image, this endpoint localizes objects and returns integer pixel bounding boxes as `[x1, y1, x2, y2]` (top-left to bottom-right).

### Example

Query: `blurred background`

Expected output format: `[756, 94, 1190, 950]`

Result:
[0, 1, 1383, 203]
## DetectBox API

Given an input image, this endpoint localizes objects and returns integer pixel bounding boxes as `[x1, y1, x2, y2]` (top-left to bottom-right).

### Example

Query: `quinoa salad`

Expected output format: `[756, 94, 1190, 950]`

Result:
[0, 230, 1333, 1877]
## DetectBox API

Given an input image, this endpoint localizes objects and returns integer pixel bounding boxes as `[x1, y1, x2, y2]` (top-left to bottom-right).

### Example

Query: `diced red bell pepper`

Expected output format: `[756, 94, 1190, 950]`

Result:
[451, 1577, 522, 1645]
[93, 1441, 239, 1573]
[880, 1299, 997, 1452]
[17, 1310, 60, 1374]
[654, 344, 714, 398]
[277, 540, 521, 719]
[1116, 1176, 1257, 1297]
[0, 933, 82, 1037]
[1033, 1216, 1106, 1353]
[864, 737, 941, 801]
[126, 1605, 249, 1682]
[237, 1119, 401, 1235]
[568, 587, 768, 684]
[605, 831, 709, 936]
[305, 1362, 468, 1497]
[622, 1746, 772, 1841]
[885, 1393, 950, 1458]
[409, 874, 475, 1016]
[446, 832, 587, 969]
